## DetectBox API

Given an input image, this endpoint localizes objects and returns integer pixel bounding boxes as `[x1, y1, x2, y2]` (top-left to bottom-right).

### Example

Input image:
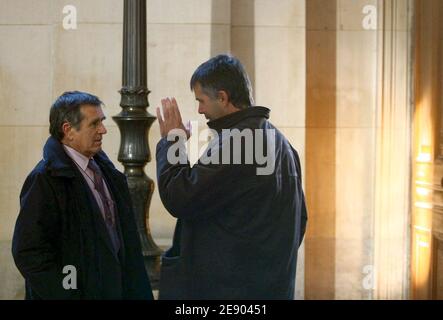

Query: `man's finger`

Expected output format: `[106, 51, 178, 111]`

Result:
[171, 97, 178, 109]
[171, 98, 187, 138]
[156, 107, 166, 137]
[156, 107, 164, 125]
[166, 98, 174, 120]
[162, 98, 170, 121]
[171, 97, 182, 122]
[167, 97, 180, 124]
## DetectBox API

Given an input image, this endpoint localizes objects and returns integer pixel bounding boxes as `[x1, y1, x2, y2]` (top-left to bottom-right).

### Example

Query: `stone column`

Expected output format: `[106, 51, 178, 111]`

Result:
[113, 0, 162, 289]
[373, 0, 414, 299]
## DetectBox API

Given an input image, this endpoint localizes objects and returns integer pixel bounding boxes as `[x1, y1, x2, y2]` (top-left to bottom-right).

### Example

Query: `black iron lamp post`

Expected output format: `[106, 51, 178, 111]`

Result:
[113, 0, 162, 289]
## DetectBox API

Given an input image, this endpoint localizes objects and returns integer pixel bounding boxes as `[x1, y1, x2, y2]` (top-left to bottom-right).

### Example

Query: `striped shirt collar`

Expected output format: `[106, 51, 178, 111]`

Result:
[62, 144, 91, 172]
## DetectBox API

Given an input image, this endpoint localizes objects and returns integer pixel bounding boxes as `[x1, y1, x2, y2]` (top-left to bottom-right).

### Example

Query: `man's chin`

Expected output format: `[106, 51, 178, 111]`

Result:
[91, 145, 102, 156]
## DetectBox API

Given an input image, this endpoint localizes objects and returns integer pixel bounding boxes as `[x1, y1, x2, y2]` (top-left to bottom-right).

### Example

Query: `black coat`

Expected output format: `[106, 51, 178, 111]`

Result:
[12, 137, 153, 300]
[156, 107, 307, 299]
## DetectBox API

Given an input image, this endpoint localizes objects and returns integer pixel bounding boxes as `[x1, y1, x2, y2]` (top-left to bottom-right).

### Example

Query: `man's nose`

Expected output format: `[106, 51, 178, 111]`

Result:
[198, 105, 204, 114]
[99, 123, 107, 134]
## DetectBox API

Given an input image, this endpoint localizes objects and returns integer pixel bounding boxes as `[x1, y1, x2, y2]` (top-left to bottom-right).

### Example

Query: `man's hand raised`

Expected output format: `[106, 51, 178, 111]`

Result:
[156, 98, 190, 139]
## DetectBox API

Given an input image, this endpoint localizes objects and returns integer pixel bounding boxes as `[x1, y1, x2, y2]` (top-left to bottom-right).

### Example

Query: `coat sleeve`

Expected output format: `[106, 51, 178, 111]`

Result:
[12, 171, 75, 299]
[292, 147, 308, 247]
[299, 191, 308, 247]
[156, 137, 253, 220]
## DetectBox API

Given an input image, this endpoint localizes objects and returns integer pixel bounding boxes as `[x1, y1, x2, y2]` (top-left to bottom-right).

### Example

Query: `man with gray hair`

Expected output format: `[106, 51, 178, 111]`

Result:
[156, 54, 307, 299]
[12, 91, 152, 299]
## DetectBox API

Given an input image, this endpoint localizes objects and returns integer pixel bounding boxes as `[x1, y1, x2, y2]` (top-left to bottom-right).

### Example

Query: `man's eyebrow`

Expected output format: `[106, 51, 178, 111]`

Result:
[90, 116, 106, 125]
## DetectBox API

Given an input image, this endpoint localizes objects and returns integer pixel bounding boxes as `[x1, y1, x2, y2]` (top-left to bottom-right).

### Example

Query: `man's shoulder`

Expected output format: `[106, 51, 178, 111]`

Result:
[28, 159, 49, 177]
[263, 120, 302, 168]
[19, 159, 55, 197]
[22, 159, 56, 187]
[263, 121, 295, 147]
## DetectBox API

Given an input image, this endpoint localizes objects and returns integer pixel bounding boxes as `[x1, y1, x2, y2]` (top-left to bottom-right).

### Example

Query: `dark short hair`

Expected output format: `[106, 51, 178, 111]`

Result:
[190, 54, 254, 109]
[49, 91, 103, 141]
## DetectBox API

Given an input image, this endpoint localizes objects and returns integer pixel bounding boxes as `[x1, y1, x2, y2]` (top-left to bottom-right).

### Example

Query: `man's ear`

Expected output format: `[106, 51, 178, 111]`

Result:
[217, 90, 229, 106]
[62, 122, 73, 141]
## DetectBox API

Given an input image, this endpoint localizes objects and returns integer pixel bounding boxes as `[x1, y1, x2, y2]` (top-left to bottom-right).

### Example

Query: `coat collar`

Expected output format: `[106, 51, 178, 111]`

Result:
[43, 136, 116, 178]
[207, 106, 270, 132]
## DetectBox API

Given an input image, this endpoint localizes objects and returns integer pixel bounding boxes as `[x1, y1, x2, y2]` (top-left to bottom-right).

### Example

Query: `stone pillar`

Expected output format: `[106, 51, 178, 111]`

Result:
[373, 0, 414, 299]
[305, 0, 338, 300]
[113, 0, 162, 289]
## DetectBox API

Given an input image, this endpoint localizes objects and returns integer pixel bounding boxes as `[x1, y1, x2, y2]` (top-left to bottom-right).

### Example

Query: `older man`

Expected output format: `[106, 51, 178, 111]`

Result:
[12, 91, 152, 299]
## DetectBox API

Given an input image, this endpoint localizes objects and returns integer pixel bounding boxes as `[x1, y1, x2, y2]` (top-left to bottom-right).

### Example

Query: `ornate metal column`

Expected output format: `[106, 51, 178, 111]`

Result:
[113, 0, 161, 289]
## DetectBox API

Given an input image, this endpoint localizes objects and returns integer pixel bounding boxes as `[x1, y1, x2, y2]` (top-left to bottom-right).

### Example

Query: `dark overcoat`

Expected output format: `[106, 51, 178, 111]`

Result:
[12, 137, 153, 299]
[156, 107, 308, 299]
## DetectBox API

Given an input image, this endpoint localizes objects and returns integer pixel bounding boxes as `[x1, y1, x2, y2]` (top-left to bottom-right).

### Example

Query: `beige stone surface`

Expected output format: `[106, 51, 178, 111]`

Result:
[0, 126, 49, 241]
[232, 0, 305, 28]
[335, 238, 374, 299]
[336, 128, 376, 241]
[305, 127, 337, 239]
[306, 29, 337, 129]
[376, 30, 409, 126]
[0, 25, 52, 126]
[338, 0, 378, 31]
[253, 27, 305, 128]
[333, 15, 378, 300]
[0, 241, 25, 300]
[305, 237, 336, 299]
[53, 23, 123, 115]
[307, 0, 338, 31]
[230, 26, 256, 100]
[147, 23, 230, 123]
[53, 0, 124, 24]
[147, 0, 231, 24]
[294, 240, 305, 299]
[304, 0, 401, 300]
[382, 0, 411, 31]
[0, 0, 53, 25]
[337, 31, 377, 128]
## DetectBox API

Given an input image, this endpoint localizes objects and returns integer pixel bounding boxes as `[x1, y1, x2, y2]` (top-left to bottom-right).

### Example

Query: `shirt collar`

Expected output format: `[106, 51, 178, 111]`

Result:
[63, 144, 90, 172]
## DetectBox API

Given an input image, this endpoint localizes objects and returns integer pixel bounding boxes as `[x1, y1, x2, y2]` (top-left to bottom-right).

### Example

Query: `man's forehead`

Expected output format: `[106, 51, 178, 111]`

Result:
[80, 104, 104, 117]
[193, 83, 207, 98]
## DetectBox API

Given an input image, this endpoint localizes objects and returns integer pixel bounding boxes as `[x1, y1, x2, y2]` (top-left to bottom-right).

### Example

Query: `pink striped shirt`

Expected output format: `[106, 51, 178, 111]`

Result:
[63, 144, 115, 222]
